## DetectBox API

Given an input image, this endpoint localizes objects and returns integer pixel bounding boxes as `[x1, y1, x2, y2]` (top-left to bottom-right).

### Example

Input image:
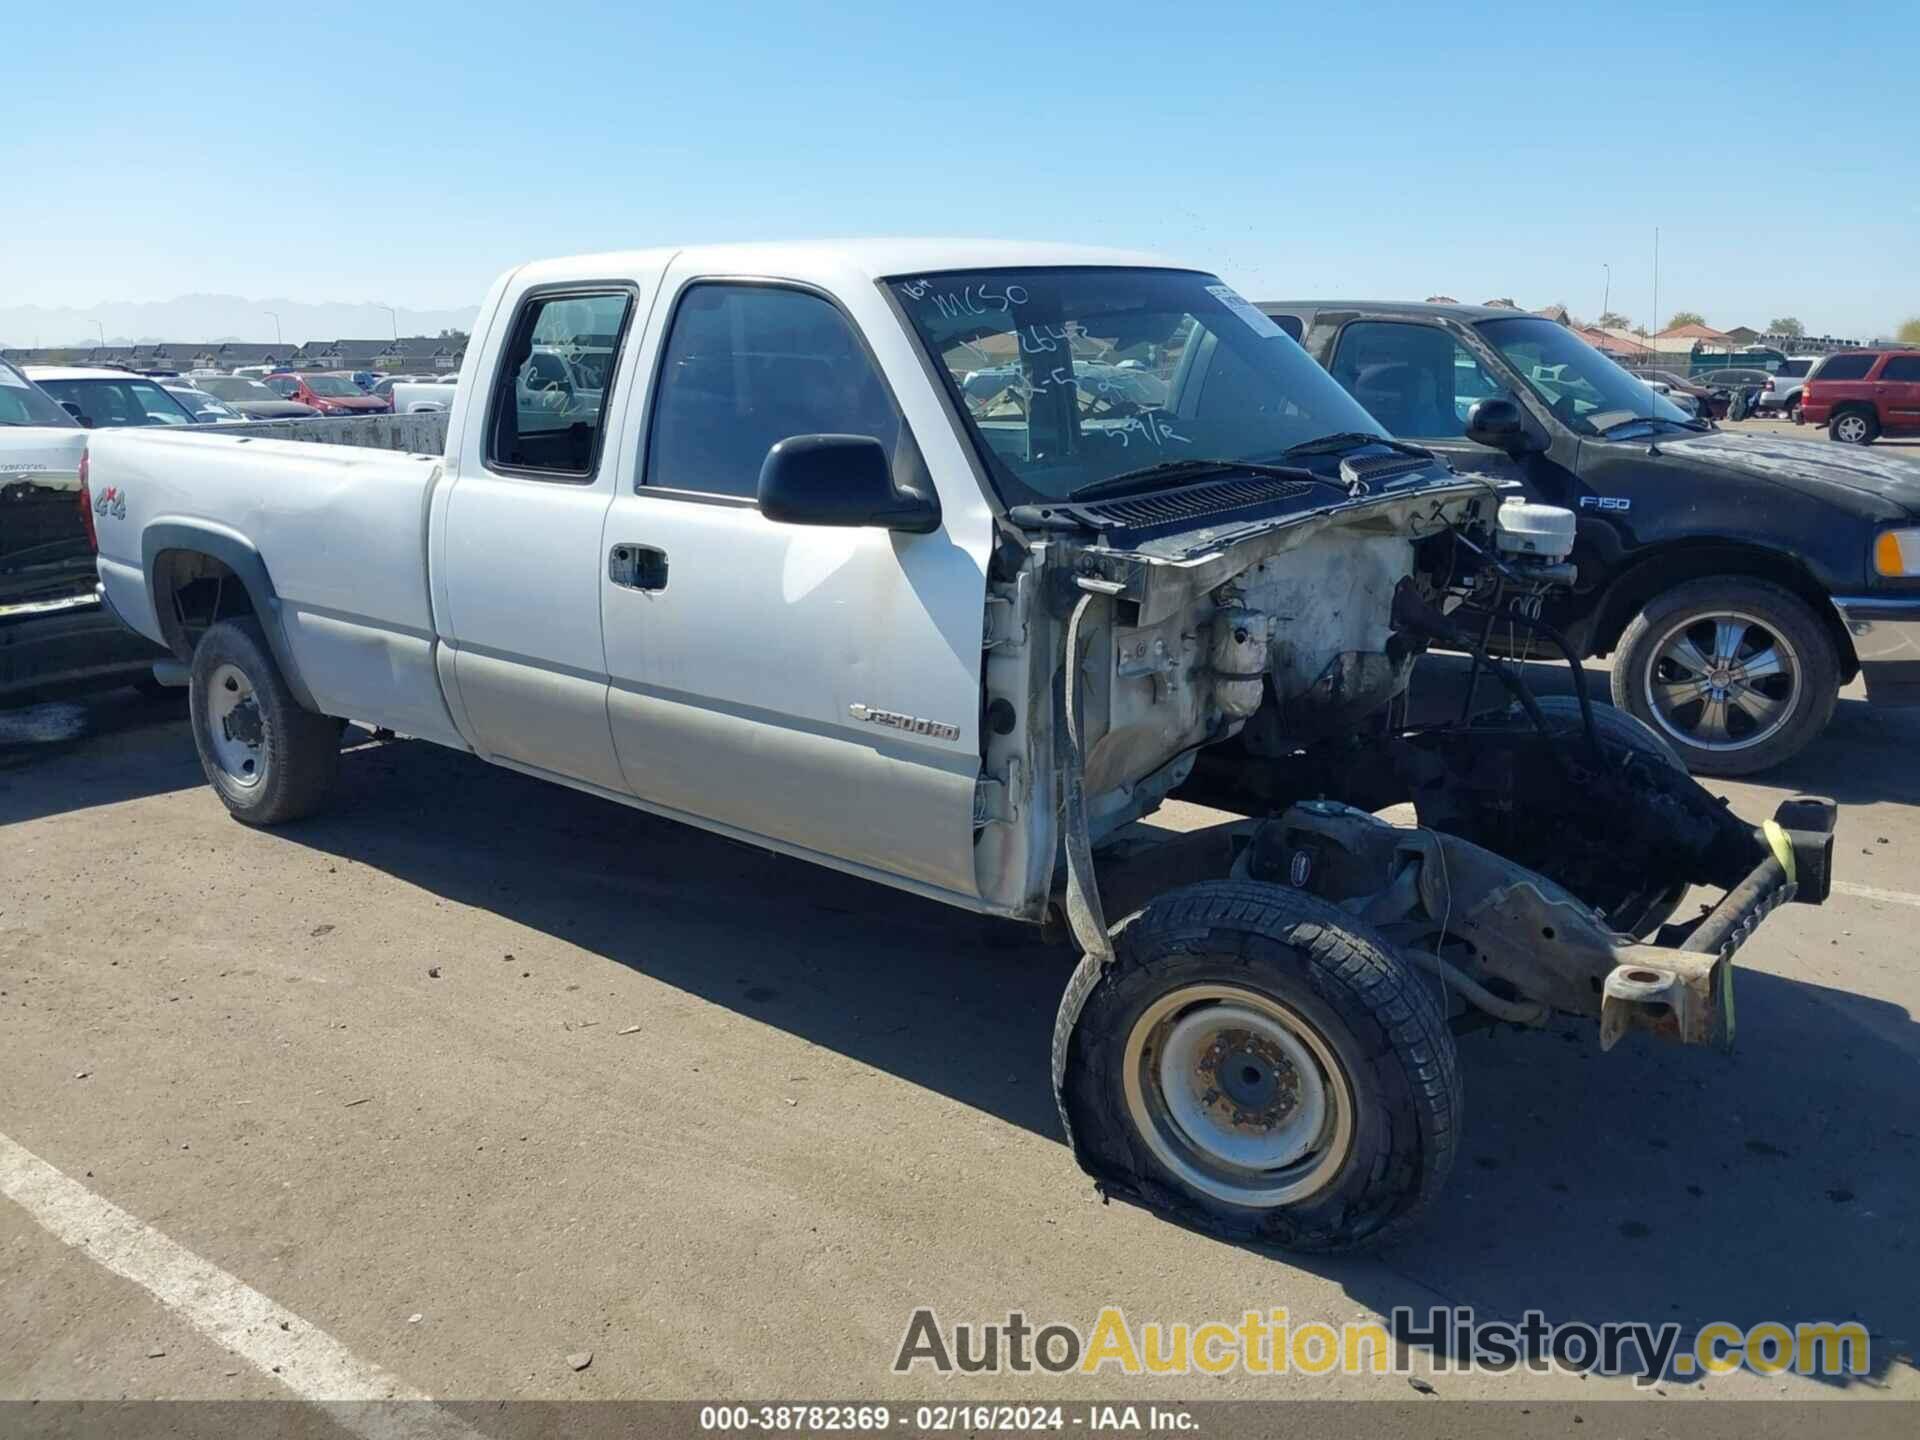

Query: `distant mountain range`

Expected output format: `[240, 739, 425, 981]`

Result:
[0, 293, 481, 348]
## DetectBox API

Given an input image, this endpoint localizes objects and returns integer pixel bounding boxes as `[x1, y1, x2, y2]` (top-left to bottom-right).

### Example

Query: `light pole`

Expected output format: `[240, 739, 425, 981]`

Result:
[93, 319, 105, 350]
[380, 305, 397, 342]
[264, 311, 282, 345]
[1601, 263, 1611, 324]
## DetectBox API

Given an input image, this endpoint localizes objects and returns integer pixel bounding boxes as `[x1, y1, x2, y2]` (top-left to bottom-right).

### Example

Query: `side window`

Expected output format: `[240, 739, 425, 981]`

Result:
[266, 377, 297, 397]
[1265, 312, 1305, 342]
[645, 283, 901, 499]
[1328, 322, 1497, 438]
[1881, 356, 1920, 382]
[486, 289, 633, 478]
[1816, 354, 1876, 381]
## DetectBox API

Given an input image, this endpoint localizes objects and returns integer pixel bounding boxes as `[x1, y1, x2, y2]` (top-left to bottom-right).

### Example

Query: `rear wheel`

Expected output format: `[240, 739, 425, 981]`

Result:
[1610, 577, 1838, 777]
[1830, 409, 1878, 445]
[1055, 882, 1460, 1253]
[188, 618, 341, 825]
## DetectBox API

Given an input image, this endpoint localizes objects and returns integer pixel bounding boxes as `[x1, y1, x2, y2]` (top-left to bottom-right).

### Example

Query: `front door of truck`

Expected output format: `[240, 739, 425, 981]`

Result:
[1323, 318, 1544, 492]
[437, 279, 649, 793]
[598, 271, 988, 899]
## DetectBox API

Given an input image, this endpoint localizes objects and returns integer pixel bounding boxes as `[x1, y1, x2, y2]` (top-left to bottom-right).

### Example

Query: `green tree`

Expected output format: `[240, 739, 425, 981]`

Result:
[1596, 310, 1631, 330]
[1666, 310, 1706, 330]
[1769, 316, 1804, 338]
[1898, 317, 1920, 344]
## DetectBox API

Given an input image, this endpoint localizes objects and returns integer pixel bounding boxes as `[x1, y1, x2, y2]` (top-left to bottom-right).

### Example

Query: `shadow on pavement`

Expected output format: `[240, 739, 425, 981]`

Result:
[249, 732, 1919, 1385]
[1412, 652, 1920, 807]
[0, 686, 200, 824]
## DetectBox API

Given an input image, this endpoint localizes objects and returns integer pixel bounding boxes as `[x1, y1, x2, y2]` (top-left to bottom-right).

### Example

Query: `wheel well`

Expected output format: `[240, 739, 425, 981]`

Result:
[1589, 545, 1858, 680]
[151, 550, 258, 661]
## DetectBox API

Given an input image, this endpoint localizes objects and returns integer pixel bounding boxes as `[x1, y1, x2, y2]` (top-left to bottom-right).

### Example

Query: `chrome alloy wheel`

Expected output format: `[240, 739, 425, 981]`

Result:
[1121, 984, 1354, 1208]
[205, 662, 266, 788]
[1645, 611, 1799, 752]
[1834, 413, 1870, 443]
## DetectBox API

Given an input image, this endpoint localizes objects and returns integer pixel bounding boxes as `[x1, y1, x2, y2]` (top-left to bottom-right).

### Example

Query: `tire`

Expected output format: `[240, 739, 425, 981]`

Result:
[1525, 693, 1687, 772]
[1055, 881, 1460, 1254]
[187, 618, 341, 825]
[1609, 576, 1839, 777]
[1830, 409, 1878, 445]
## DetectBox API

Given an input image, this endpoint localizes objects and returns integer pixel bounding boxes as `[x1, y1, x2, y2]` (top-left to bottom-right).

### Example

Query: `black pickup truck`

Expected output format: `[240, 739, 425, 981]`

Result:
[1259, 300, 1920, 774]
[1, 358, 166, 701]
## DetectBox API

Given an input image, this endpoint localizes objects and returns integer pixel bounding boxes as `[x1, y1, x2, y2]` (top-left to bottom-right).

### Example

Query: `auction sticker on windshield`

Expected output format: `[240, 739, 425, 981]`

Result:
[1205, 284, 1284, 340]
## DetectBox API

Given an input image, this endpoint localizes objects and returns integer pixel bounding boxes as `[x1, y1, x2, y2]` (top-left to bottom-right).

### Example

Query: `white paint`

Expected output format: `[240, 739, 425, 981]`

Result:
[1833, 879, 1920, 910]
[0, 1130, 484, 1440]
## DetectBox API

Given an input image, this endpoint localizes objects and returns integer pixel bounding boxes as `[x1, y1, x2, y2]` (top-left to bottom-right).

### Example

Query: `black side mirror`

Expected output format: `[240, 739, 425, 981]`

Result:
[1465, 396, 1529, 452]
[59, 401, 93, 428]
[758, 434, 940, 533]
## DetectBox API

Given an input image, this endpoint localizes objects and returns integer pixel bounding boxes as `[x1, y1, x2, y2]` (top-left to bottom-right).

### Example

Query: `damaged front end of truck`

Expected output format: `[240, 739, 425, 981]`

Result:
[990, 460, 1834, 1050]
[979, 456, 1837, 1247]
[890, 263, 1834, 1248]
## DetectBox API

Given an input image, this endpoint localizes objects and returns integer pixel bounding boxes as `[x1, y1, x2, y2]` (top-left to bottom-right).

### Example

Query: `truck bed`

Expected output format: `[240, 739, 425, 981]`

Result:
[90, 426, 465, 747]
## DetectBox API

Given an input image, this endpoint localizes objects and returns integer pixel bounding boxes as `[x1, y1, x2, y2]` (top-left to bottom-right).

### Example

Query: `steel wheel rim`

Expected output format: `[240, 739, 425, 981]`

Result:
[1122, 983, 1354, 1208]
[1836, 415, 1868, 443]
[1644, 610, 1800, 752]
[205, 662, 266, 788]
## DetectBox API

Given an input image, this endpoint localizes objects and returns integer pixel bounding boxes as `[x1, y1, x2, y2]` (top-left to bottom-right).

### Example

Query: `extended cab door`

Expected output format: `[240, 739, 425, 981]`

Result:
[596, 265, 990, 899]
[435, 271, 656, 792]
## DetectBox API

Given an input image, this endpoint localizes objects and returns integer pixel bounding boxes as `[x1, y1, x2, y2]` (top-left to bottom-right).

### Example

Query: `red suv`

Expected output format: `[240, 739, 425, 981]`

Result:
[264, 371, 392, 416]
[1799, 350, 1920, 445]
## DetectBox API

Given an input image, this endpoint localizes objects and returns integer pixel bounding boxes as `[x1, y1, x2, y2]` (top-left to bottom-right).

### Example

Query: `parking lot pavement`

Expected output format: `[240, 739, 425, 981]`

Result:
[3, 681, 1917, 1409]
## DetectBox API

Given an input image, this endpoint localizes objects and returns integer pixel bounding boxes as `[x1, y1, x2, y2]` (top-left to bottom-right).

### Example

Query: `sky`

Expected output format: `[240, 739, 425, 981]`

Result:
[4, 0, 1916, 342]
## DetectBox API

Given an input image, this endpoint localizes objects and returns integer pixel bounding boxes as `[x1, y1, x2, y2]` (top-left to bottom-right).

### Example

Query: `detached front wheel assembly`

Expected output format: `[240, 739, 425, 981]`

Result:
[1053, 881, 1460, 1253]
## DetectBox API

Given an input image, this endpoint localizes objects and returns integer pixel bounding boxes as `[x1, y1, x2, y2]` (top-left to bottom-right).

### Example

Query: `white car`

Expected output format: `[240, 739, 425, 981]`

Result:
[23, 365, 202, 429]
[389, 377, 460, 413]
[83, 240, 1827, 1252]
[158, 380, 249, 424]
[1760, 357, 1822, 421]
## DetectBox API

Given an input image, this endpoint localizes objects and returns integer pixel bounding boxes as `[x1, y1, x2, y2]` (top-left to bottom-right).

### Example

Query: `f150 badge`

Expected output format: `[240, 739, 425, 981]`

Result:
[93, 486, 126, 520]
[849, 703, 960, 742]
[1579, 495, 1630, 512]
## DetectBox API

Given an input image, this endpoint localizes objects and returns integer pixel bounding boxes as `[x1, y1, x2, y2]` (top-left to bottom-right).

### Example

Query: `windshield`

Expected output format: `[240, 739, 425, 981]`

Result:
[1478, 317, 1692, 433]
[0, 364, 80, 427]
[38, 378, 197, 427]
[888, 268, 1385, 504]
[305, 375, 365, 397]
[172, 390, 240, 419]
[199, 376, 275, 401]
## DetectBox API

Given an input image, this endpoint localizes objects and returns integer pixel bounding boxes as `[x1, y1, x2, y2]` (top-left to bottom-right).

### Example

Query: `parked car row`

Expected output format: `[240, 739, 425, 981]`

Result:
[17, 358, 468, 428]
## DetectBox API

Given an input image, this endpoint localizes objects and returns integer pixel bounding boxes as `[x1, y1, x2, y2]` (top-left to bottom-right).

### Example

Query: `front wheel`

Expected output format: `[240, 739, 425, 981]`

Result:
[1610, 577, 1839, 777]
[1054, 882, 1460, 1253]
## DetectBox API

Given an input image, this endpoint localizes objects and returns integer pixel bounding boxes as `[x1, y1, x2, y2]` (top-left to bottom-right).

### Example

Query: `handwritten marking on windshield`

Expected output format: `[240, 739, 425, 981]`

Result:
[1103, 411, 1191, 448]
[899, 280, 1031, 317]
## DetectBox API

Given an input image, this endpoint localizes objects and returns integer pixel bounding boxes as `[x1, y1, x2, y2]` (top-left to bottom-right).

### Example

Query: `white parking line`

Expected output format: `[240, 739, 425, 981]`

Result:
[0, 1130, 485, 1440]
[1833, 880, 1920, 909]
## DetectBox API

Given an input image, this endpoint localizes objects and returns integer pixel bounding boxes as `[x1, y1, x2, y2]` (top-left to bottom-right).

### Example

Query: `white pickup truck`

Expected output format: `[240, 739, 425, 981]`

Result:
[86, 241, 1835, 1251]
